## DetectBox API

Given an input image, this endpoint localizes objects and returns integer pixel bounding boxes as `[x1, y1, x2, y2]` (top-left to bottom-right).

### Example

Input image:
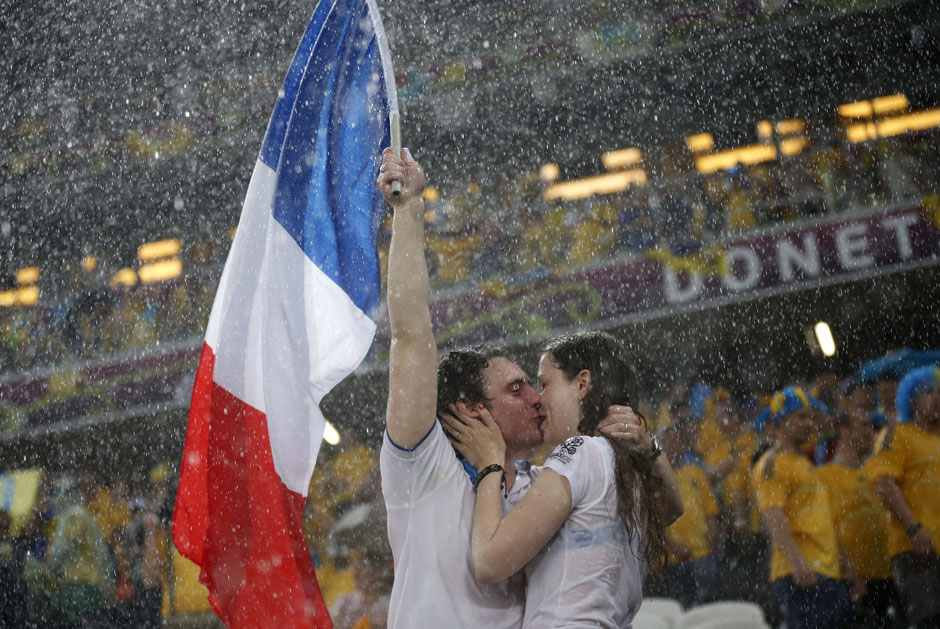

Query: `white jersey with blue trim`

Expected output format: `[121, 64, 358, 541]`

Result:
[381, 421, 525, 628]
[523, 435, 644, 628]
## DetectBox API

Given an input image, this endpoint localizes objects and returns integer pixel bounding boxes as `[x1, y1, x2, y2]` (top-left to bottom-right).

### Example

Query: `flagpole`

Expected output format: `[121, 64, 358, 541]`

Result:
[390, 112, 402, 197]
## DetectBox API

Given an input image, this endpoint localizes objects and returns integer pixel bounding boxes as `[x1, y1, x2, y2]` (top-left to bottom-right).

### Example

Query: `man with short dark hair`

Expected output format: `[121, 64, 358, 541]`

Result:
[377, 149, 542, 627]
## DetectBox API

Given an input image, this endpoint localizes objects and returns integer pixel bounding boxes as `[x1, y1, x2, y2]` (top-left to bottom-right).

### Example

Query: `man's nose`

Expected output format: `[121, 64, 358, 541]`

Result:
[528, 389, 541, 407]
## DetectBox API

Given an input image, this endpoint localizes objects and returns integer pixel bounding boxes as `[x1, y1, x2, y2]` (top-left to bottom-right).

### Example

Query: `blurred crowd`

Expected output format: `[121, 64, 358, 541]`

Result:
[411, 134, 939, 288]
[3, 130, 937, 377]
[0, 464, 186, 627]
[0, 351, 937, 627]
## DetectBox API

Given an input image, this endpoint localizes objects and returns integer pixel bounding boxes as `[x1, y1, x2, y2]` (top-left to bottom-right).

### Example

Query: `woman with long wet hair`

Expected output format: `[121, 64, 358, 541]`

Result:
[445, 330, 683, 627]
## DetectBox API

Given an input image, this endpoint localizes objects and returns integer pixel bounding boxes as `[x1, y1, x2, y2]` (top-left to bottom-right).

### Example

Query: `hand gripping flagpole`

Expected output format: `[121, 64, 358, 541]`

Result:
[390, 112, 402, 197]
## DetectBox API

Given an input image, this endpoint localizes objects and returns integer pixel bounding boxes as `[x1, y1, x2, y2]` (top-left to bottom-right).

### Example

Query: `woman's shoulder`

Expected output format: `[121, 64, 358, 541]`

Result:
[545, 436, 612, 474]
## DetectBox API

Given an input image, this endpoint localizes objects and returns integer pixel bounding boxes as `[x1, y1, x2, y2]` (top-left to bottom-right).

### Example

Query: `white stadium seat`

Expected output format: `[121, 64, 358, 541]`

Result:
[687, 620, 768, 629]
[633, 611, 673, 629]
[677, 601, 767, 629]
[637, 597, 683, 628]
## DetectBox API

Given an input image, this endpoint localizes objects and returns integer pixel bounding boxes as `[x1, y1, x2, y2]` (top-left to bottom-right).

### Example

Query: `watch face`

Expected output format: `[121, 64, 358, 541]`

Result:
[650, 435, 662, 459]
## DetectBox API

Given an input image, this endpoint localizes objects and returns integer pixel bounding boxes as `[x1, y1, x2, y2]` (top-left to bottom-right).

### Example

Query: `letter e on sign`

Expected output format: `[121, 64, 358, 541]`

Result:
[835, 223, 874, 270]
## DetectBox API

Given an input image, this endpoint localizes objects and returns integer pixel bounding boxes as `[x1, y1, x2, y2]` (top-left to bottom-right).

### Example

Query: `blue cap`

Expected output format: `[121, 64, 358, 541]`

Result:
[757, 386, 828, 432]
[896, 366, 940, 423]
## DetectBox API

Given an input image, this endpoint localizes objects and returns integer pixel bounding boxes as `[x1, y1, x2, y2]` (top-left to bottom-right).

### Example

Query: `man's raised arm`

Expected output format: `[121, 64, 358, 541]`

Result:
[378, 147, 437, 448]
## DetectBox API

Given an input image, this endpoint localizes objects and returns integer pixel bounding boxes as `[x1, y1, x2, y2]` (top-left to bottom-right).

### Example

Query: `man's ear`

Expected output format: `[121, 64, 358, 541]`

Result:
[576, 370, 592, 400]
[455, 398, 481, 418]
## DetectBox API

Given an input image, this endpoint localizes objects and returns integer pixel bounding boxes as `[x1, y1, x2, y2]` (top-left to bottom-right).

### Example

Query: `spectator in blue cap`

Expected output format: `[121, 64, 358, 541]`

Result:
[751, 386, 852, 629]
[869, 365, 940, 627]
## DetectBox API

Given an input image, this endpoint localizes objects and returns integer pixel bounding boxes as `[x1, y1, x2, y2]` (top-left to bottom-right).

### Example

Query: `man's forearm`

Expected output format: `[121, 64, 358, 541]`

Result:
[763, 507, 809, 570]
[876, 476, 917, 529]
[387, 197, 430, 340]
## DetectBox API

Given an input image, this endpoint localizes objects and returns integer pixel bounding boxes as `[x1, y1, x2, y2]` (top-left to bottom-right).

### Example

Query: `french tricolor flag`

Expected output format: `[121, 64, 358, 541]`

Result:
[172, 1, 398, 626]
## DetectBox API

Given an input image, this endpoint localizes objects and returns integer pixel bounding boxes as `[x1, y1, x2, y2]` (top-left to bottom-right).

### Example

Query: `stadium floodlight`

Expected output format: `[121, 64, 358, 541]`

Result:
[844, 107, 940, 143]
[776, 119, 805, 135]
[423, 186, 440, 202]
[694, 144, 776, 174]
[838, 100, 874, 118]
[779, 137, 809, 156]
[814, 321, 836, 357]
[0, 290, 15, 307]
[539, 162, 560, 183]
[543, 169, 647, 201]
[757, 120, 773, 139]
[109, 268, 138, 288]
[686, 133, 714, 153]
[82, 256, 97, 272]
[876, 108, 940, 137]
[16, 266, 39, 285]
[139, 259, 183, 284]
[601, 147, 643, 170]
[15, 286, 39, 306]
[323, 420, 341, 446]
[872, 93, 909, 115]
[138, 238, 182, 262]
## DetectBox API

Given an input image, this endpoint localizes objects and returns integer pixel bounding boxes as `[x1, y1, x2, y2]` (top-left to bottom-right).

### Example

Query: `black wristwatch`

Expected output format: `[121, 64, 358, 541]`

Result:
[649, 434, 663, 462]
[907, 522, 922, 537]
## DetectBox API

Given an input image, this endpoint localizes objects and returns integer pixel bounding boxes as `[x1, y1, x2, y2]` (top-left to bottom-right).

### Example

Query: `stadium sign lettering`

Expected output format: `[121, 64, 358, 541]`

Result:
[369, 203, 939, 352]
[662, 207, 931, 303]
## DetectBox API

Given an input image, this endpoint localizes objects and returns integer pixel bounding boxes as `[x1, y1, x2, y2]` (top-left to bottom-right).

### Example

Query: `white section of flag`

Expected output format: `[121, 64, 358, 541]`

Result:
[204, 160, 377, 494]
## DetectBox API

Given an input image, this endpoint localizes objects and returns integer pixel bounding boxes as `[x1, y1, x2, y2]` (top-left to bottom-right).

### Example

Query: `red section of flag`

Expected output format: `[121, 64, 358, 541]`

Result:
[173, 343, 332, 628]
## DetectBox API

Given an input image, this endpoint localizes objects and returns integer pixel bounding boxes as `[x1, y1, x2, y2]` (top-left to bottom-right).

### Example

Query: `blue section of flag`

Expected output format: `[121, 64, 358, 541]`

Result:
[260, 0, 392, 318]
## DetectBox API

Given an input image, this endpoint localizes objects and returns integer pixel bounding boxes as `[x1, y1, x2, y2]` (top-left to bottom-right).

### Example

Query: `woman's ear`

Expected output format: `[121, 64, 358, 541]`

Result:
[576, 369, 592, 399]
[455, 398, 481, 418]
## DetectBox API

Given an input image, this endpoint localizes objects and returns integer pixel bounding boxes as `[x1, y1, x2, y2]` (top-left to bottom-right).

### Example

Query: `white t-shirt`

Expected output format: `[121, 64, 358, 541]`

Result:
[522, 436, 644, 628]
[380, 422, 526, 628]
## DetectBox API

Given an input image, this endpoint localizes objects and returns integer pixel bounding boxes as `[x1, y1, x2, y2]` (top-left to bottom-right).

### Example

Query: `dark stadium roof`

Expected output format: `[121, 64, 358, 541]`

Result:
[1, 0, 938, 284]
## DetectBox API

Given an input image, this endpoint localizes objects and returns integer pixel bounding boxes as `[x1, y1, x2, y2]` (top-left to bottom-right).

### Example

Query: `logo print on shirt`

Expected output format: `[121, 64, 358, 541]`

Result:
[550, 437, 584, 464]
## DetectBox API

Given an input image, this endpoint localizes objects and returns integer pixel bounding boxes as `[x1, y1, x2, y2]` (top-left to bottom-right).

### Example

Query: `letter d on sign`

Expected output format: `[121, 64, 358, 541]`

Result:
[664, 267, 703, 303]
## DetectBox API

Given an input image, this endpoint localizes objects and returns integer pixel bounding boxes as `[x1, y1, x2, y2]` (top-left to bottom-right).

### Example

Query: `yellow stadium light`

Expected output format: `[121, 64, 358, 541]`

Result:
[16, 286, 39, 306]
[423, 186, 441, 202]
[543, 168, 647, 201]
[873, 93, 908, 115]
[814, 321, 836, 357]
[16, 266, 39, 285]
[686, 133, 714, 153]
[839, 100, 873, 119]
[539, 163, 560, 183]
[82, 256, 97, 272]
[876, 108, 940, 138]
[139, 258, 183, 284]
[230, 226, 237, 240]
[695, 144, 777, 174]
[323, 421, 341, 446]
[775, 119, 805, 135]
[757, 121, 773, 139]
[138, 238, 181, 262]
[779, 137, 809, 156]
[845, 123, 870, 143]
[601, 147, 643, 170]
[0, 290, 15, 307]
[110, 268, 138, 288]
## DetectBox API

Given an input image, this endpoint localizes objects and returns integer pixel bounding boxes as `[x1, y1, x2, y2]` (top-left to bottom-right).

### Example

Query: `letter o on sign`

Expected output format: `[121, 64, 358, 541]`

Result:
[721, 246, 761, 291]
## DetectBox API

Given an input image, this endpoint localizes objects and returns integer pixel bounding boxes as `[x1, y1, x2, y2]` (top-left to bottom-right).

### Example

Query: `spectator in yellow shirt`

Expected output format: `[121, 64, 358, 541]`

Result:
[817, 409, 899, 628]
[752, 387, 851, 629]
[869, 366, 940, 627]
[660, 416, 719, 608]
